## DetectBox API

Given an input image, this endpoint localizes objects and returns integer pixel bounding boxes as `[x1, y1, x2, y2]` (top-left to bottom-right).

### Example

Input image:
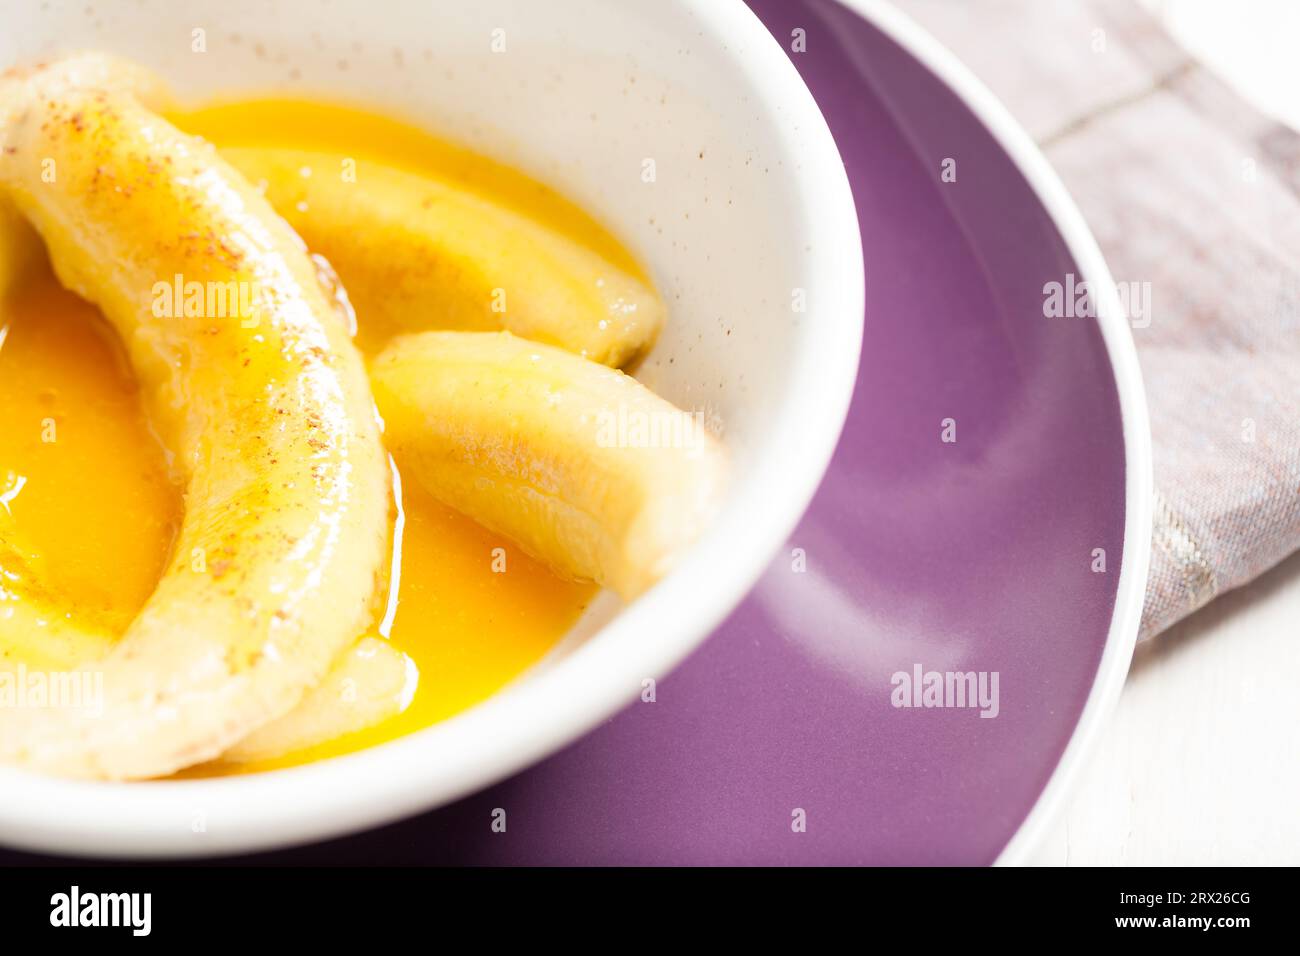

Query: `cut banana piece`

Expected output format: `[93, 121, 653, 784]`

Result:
[0, 57, 151, 307]
[0, 59, 390, 779]
[371, 331, 725, 599]
[0, 608, 115, 675]
[0, 51, 174, 116]
[220, 637, 413, 764]
[221, 147, 664, 366]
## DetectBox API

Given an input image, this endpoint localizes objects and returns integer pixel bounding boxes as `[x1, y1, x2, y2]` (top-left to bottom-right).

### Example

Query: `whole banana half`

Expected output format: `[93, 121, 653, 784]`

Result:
[221, 147, 665, 366]
[0, 56, 390, 779]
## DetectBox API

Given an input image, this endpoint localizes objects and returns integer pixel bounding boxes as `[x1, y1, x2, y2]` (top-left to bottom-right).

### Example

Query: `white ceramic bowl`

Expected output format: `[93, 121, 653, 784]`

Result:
[0, 0, 864, 856]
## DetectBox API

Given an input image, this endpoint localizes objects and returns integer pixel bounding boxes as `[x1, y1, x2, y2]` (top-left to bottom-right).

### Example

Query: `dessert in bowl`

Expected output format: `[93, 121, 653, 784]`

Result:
[0, 0, 862, 855]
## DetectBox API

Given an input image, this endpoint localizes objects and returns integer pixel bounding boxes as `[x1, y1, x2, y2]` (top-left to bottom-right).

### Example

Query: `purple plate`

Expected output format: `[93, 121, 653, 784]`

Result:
[0, 0, 1149, 865]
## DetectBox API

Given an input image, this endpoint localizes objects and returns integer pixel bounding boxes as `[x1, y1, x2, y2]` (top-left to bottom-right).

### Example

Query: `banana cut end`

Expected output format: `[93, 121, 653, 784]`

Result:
[371, 330, 727, 602]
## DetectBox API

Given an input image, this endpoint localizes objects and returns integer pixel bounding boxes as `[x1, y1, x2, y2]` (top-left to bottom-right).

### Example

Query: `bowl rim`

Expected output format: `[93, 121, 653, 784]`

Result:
[0, 0, 866, 858]
[830, 0, 1153, 865]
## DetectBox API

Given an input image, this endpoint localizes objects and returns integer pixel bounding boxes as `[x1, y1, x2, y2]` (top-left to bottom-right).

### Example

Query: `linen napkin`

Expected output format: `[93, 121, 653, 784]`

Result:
[892, 0, 1300, 638]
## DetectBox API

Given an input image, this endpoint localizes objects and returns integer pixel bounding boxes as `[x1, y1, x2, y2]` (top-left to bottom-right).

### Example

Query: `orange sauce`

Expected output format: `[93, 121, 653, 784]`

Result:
[0, 98, 609, 775]
[0, 263, 179, 636]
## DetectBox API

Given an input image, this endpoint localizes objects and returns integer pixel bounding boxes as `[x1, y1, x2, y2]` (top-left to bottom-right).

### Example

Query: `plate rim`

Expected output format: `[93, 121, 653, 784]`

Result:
[830, 0, 1154, 865]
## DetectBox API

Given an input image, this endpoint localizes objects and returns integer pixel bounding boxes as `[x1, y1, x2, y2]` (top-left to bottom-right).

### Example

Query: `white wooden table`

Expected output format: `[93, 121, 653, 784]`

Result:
[1029, 0, 1300, 866]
